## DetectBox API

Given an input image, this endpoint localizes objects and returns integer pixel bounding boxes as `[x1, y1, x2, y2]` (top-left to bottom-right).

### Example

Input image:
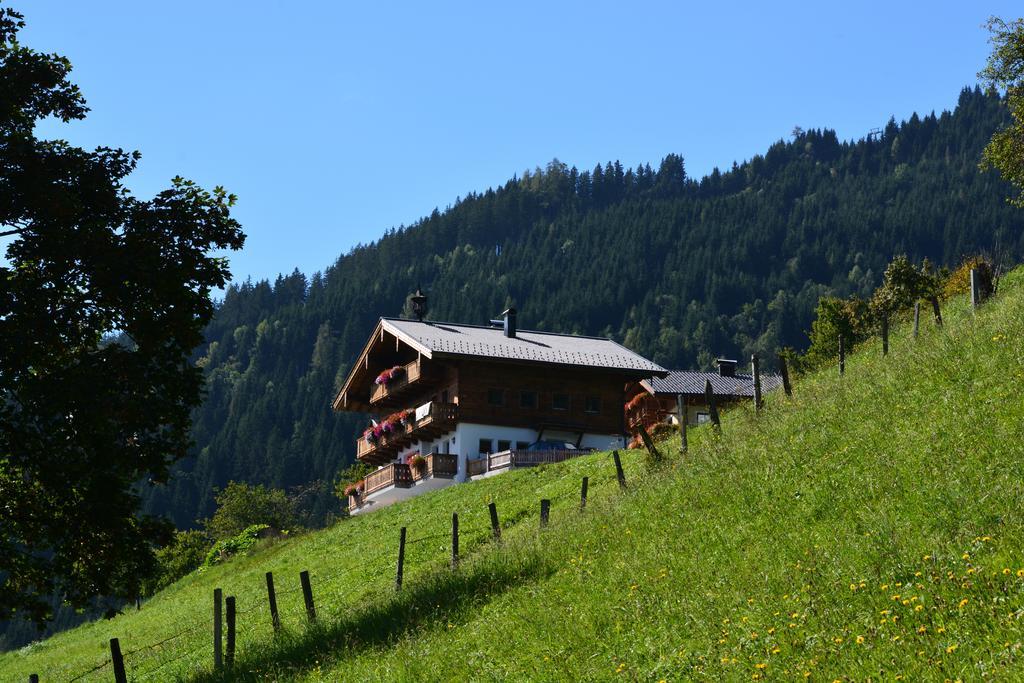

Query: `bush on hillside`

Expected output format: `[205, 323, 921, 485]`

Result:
[202, 524, 270, 568]
[943, 255, 997, 300]
[870, 254, 940, 315]
[803, 295, 873, 368]
[204, 482, 297, 540]
[143, 530, 211, 596]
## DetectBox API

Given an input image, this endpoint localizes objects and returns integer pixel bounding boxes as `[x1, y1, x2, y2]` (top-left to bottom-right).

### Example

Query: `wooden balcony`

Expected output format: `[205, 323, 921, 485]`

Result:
[370, 358, 432, 408]
[347, 453, 458, 512]
[356, 401, 459, 465]
[363, 463, 414, 497]
[486, 448, 589, 472]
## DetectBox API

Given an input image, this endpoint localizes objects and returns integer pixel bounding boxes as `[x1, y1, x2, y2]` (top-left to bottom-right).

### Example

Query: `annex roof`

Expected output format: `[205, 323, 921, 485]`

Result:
[381, 318, 667, 375]
[641, 370, 784, 398]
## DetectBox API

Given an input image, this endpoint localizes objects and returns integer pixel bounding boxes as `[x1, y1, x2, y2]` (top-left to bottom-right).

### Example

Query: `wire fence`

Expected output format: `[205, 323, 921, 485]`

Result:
[51, 456, 625, 681]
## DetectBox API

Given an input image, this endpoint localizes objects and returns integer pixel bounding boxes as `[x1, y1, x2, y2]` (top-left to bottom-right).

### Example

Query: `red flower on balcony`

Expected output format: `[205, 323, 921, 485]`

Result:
[374, 365, 405, 386]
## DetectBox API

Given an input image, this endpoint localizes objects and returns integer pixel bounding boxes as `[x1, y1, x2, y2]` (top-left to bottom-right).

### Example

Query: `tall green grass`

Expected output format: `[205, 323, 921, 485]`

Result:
[4, 268, 1024, 681]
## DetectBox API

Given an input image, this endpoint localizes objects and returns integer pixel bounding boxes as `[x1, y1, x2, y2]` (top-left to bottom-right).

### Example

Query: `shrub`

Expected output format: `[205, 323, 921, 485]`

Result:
[943, 255, 996, 300]
[143, 530, 211, 595]
[803, 295, 872, 368]
[204, 482, 297, 540]
[202, 524, 270, 568]
[870, 254, 939, 315]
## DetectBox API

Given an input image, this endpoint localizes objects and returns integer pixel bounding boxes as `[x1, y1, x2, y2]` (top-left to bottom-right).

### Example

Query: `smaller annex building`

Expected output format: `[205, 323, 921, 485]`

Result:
[624, 358, 783, 441]
[333, 306, 666, 513]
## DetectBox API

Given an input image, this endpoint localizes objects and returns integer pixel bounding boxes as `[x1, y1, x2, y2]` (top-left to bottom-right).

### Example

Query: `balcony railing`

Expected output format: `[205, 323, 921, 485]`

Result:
[348, 453, 458, 511]
[363, 463, 413, 497]
[370, 358, 425, 406]
[486, 449, 589, 472]
[356, 401, 459, 464]
[428, 452, 458, 478]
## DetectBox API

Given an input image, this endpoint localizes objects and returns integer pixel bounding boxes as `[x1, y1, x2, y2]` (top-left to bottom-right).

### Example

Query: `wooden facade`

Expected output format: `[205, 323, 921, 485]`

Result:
[334, 318, 663, 467]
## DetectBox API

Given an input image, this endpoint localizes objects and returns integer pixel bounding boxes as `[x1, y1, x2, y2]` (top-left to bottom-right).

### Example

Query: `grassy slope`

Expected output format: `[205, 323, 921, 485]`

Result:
[4, 269, 1024, 682]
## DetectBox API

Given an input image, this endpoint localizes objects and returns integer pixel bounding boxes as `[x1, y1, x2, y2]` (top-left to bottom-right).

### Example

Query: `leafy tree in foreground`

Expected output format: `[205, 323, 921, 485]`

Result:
[981, 16, 1024, 204]
[0, 6, 244, 625]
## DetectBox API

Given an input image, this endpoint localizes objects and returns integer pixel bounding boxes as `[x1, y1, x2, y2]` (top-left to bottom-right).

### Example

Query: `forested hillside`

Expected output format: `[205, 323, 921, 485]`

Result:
[144, 86, 1022, 529]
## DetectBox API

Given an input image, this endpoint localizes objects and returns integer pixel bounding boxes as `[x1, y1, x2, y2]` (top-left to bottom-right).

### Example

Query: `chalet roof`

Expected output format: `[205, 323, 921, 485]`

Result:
[381, 318, 667, 375]
[641, 370, 784, 398]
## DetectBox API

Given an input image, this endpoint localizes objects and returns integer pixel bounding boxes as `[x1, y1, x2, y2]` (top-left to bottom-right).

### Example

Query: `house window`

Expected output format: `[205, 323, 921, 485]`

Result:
[552, 393, 570, 411]
[497, 439, 511, 452]
[515, 441, 530, 450]
[478, 438, 493, 455]
[520, 390, 537, 409]
[488, 388, 505, 406]
[584, 396, 601, 414]
[696, 412, 710, 425]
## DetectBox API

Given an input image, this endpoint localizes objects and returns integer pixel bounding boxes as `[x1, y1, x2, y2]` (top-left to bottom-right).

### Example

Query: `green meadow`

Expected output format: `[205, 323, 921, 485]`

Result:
[4, 268, 1024, 681]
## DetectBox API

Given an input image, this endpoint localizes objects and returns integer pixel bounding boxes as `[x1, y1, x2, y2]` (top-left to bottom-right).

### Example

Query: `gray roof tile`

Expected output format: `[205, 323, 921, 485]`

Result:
[643, 370, 784, 397]
[382, 318, 666, 375]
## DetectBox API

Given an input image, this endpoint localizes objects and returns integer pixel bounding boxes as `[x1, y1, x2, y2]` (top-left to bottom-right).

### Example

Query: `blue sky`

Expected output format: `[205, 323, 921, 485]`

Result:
[21, 1, 1021, 284]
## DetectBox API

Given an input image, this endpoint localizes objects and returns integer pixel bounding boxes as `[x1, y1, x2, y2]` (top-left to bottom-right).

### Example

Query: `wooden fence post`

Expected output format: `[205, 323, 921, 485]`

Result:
[612, 450, 627, 489]
[395, 527, 407, 591]
[970, 268, 979, 308]
[838, 335, 845, 375]
[265, 571, 280, 632]
[225, 595, 236, 668]
[637, 424, 662, 462]
[677, 394, 688, 454]
[930, 295, 943, 327]
[300, 570, 316, 622]
[881, 315, 889, 356]
[704, 380, 721, 428]
[540, 499, 550, 528]
[29, 673, 39, 683]
[913, 302, 920, 339]
[110, 638, 127, 683]
[777, 354, 793, 397]
[488, 502, 501, 540]
[751, 353, 763, 412]
[213, 587, 223, 670]
[451, 512, 459, 570]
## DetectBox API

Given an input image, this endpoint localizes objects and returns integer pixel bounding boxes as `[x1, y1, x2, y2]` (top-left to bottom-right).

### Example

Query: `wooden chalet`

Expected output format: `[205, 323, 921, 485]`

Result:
[624, 358, 783, 440]
[333, 304, 666, 513]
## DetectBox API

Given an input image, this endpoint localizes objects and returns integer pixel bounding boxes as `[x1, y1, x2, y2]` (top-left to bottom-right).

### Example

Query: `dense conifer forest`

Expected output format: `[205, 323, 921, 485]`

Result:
[142, 86, 1022, 530]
